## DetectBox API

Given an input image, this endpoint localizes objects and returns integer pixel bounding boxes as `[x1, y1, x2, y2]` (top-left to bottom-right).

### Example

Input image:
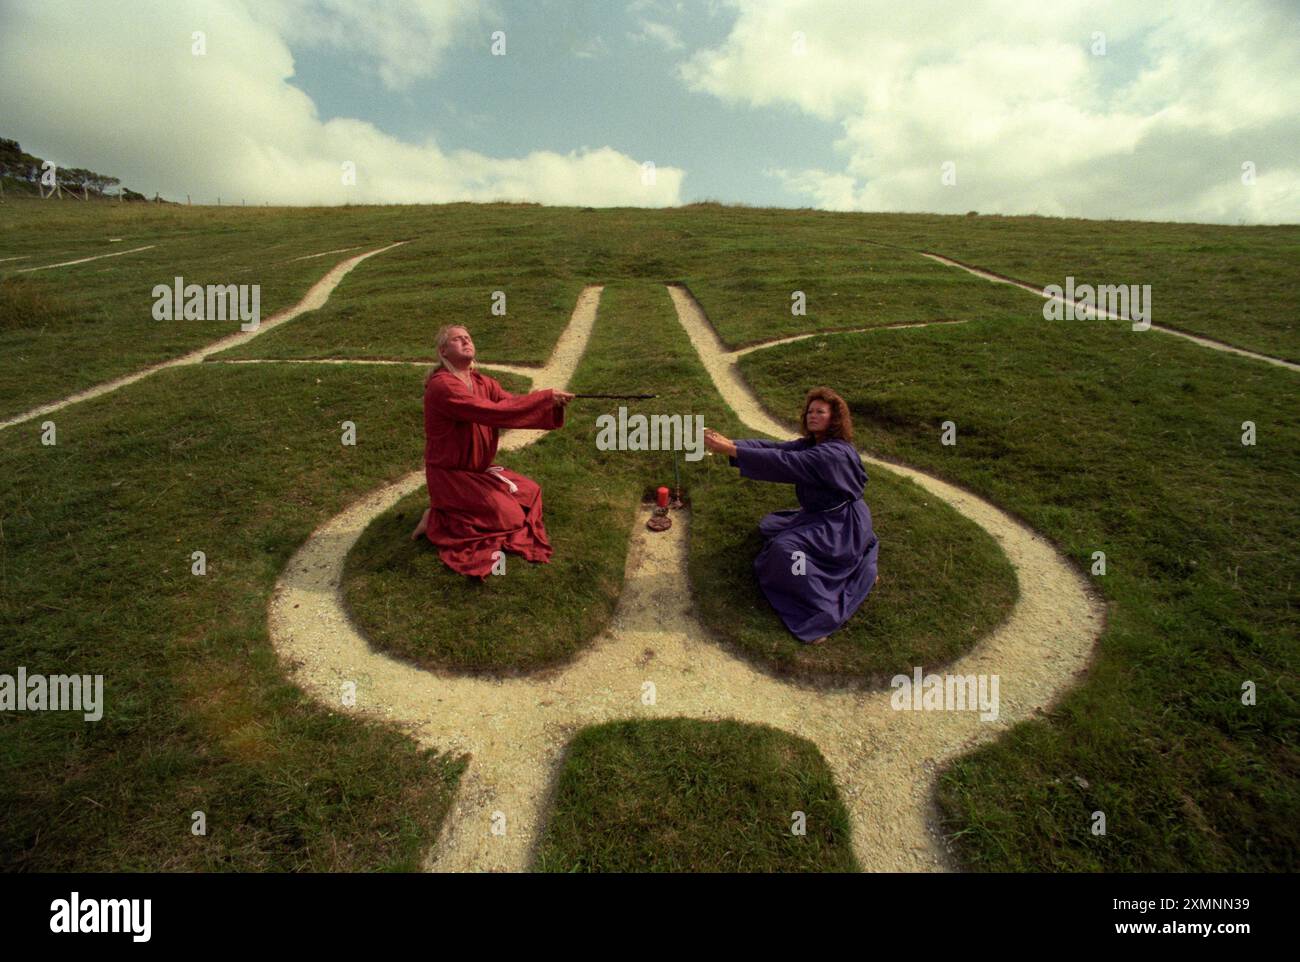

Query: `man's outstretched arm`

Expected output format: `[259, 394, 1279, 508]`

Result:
[427, 377, 567, 430]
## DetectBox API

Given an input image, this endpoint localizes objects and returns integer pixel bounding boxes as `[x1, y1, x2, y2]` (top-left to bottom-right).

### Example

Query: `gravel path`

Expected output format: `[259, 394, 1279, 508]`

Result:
[0, 242, 408, 432]
[12, 244, 155, 273]
[287, 246, 363, 262]
[206, 358, 539, 379]
[730, 319, 968, 358]
[920, 251, 1299, 373]
[268, 282, 1104, 872]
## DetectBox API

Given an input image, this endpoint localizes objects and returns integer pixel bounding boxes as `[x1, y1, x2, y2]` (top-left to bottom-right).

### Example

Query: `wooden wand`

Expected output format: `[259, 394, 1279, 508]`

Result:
[570, 393, 658, 399]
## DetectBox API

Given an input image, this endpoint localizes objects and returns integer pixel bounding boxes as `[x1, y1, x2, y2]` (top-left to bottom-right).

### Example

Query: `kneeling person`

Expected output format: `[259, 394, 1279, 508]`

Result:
[702, 387, 879, 644]
[412, 324, 574, 579]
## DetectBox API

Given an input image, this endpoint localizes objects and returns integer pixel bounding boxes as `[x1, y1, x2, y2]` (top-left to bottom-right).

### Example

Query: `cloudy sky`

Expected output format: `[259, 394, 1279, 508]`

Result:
[2, 0, 1297, 222]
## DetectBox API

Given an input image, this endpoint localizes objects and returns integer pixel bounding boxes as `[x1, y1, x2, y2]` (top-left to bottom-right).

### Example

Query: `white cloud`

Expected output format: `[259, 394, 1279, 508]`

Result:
[764, 167, 857, 211]
[0, 0, 685, 207]
[626, 0, 686, 15]
[680, 0, 1300, 223]
[573, 34, 611, 59]
[254, 0, 494, 91]
[629, 18, 686, 51]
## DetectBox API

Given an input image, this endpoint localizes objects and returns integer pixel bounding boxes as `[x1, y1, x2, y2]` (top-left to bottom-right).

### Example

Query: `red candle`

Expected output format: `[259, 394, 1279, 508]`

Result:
[656, 486, 670, 508]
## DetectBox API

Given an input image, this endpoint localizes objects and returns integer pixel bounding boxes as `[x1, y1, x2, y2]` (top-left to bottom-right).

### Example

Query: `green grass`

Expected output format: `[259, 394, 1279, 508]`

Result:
[534, 718, 859, 872]
[0, 203, 417, 420]
[689, 458, 1017, 680]
[343, 279, 1015, 678]
[340, 281, 663, 674]
[4, 200, 1295, 873]
[740, 309, 1299, 871]
[860, 214, 1300, 363]
[340, 361, 635, 673]
[211, 235, 590, 365]
[6, 203, 1292, 417]
[0, 202, 1049, 420]
[681, 238, 1031, 348]
[0, 361, 464, 870]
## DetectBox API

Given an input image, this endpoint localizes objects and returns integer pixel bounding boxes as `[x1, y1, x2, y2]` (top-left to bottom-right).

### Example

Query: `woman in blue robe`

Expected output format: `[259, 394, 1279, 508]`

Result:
[702, 388, 879, 644]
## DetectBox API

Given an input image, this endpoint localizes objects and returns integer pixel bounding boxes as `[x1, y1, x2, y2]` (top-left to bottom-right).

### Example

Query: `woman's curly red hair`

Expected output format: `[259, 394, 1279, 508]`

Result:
[800, 386, 854, 444]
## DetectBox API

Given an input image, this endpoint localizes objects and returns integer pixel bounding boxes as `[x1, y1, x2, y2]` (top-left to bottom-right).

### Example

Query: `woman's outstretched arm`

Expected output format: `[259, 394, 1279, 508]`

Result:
[704, 429, 806, 459]
[730, 441, 846, 486]
[734, 438, 808, 451]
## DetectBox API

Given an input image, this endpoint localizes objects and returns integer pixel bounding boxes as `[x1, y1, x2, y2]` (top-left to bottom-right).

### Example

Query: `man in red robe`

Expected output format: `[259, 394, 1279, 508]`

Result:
[411, 325, 574, 579]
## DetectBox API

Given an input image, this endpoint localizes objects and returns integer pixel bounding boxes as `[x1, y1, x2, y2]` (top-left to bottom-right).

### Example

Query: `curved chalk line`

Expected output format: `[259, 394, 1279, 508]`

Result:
[0, 243, 409, 433]
[10, 245, 156, 273]
[920, 251, 1299, 373]
[205, 358, 541, 379]
[287, 246, 364, 262]
[730, 319, 968, 359]
[268, 281, 1104, 872]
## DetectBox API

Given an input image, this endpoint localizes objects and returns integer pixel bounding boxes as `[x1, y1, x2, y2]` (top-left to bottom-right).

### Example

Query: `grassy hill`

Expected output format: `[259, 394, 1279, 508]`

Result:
[0, 200, 1294, 871]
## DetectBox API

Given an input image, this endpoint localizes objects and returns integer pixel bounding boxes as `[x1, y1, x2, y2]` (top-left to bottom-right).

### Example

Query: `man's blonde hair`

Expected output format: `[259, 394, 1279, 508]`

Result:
[426, 324, 476, 386]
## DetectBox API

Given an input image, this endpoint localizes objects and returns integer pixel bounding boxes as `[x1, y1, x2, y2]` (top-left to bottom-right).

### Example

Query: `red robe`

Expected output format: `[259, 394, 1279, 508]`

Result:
[422, 366, 564, 579]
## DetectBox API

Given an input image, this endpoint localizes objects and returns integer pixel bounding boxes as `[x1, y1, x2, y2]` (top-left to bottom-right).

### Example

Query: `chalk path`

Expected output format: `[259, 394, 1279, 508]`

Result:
[206, 357, 540, 380]
[919, 251, 1299, 373]
[729, 318, 968, 358]
[0, 242, 408, 433]
[287, 246, 363, 262]
[12, 245, 156, 273]
[267, 284, 1104, 872]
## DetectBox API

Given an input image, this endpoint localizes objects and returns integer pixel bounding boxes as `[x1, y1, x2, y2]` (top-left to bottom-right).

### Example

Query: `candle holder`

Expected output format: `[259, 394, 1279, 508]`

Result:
[646, 505, 672, 532]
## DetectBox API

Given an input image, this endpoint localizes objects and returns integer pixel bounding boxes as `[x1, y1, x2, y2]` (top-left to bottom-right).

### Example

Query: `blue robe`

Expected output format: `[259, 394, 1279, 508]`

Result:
[729, 437, 879, 642]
